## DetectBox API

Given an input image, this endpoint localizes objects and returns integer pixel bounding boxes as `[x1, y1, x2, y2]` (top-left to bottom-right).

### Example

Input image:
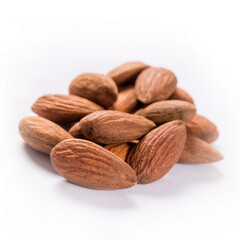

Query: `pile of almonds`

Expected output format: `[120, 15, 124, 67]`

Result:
[19, 62, 223, 190]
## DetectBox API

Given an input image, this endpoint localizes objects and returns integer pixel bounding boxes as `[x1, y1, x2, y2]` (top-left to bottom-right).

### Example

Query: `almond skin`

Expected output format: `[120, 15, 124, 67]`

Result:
[79, 110, 156, 144]
[126, 120, 187, 184]
[69, 73, 118, 108]
[108, 61, 149, 85]
[169, 87, 194, 104]
[187, 114, 219, 143]
[50, 139, 138, 190]
[104, 142, 136, 161]
[179, 135, 223, 163]
[68, 123, 86, 139]
[19, 116, 73, 154]
[32, 94, 103, 123]
[135, 100, 196, 125]
[135, 67, 177, 104]
[110, 87, 140, 113]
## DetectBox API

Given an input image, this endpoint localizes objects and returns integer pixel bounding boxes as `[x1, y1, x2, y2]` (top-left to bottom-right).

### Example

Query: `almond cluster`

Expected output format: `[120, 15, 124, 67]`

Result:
[19, 62, 223, 190]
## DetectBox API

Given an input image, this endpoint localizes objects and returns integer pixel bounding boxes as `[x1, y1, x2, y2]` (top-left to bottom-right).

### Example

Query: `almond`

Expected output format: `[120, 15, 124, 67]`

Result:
[169, 87, 194, 104]
[68, 123, 86, 139]
[69, 73, 118, 108]
[32, 94, 103, 123]
[107, 61, 149, 85]
[135, 67, 177, 104]
[19, 116, 73, 154]
[79, 110, 156, 144]
[110, 86, 140, 113]
[135, 100, 196, 124]
[186, 114, 219, 143]
[50, 139, 137, 190]
[126, 120, 187, 184]
[179, 135, 223, 163]
[104, 142, 136, 161]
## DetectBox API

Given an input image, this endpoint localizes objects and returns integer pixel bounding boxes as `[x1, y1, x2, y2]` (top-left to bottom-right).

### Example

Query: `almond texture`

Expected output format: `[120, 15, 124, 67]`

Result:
[32, 94, 103, 123]
[135, 100, 196, 124]
[19, 116, 73, 154]
[135, 67, 177, 104]
[169, 87, 194, 104]
[187, 114, 219, 143]
[104, 142, 136, 161]
[79, 110, 156, 144]
[108, 61, 149, 85]
[110, 86, 140, 113]
[69, 73, 118, 108]
[50, 139, 137, 190]
[68, 123, 86, 139]
[179, 135, 223, 163]
[126, 120, 187, 184]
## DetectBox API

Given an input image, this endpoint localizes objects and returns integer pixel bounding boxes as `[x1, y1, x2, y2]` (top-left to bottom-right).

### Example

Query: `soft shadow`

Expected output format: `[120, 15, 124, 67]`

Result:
[131, 163, 224, 197]
[58, 180, 137, 209]
[23, 143, 57, 175]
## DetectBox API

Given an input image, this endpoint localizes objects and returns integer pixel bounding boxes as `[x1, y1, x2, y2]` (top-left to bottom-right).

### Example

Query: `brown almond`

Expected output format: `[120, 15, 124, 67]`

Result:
[32, 94, 103, 123]
[135, 67, 177, 104]
[126, 120, 187, 184]
[110, 87, 140, 113]
[68, 123, 86, 139]
[108, 61, 149, 85]
[79, 110, 156, 144]
[169, 87, 194, 104]
[50, 139, 137, 190]
[19, 116, 73, 154]
[187, 114, 219, 143]
[135, 100, 196, 124]
[179, 135, 223, 163]
[69, 73, 118, 108]
[104, 142, 136, 161]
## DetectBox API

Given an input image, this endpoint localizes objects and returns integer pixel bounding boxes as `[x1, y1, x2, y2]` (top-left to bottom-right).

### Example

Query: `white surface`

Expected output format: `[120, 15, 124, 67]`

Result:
[0, 1, 240, 240]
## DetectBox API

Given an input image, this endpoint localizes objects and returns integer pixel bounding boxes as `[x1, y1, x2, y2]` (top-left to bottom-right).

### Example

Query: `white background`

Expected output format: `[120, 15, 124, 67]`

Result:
[0, 1, 240, 239]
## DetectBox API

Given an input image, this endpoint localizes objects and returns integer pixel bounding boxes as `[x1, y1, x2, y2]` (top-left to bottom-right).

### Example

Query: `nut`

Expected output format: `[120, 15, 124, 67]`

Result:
[50, 139, 137, 190]
[19, 116, 73, 154]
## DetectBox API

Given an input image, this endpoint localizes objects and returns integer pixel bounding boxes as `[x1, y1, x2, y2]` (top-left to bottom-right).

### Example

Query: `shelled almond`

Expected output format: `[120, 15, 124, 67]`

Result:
[19, 61, 223, 190]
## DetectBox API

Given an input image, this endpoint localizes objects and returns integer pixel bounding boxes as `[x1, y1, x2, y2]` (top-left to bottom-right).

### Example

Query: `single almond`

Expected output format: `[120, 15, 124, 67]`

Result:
[169, 87, 194, 104]
[69, 73, 118, 108]
[79, 110, 156, 144]
[126, 120, 187, 184]
[186, 114, 219, 143]
[179, 135, 223, 163]
[110, 87, 140, 113]
[135, 67, 177, 104]
[32, 94, 103, 123]
[135, 100, 196, 124]
[68, 122, 86, 139]
[19, 116, 73, 154]
[104, 142, 136, 161]
[50, 139, 137, 190]
[107, 61, 149, 85]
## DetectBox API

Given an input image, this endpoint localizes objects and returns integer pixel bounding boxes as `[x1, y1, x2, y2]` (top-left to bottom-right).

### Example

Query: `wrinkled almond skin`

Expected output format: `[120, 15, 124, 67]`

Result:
[135, 100, 196, 124]
[19, 116, 73, 154]
[179, 135, 223, 163]
[108, 61, 149, 85]
[104, 142, 136, 161]
[32, 94, 103, 123]
[126, 120, 187, 184]
[169, 87, 194, 104]
[69, 73, 118, 108]
[135, 67, 177, 104]
[187, 114, 219, 143]
[79, 110, 156, 144]
[50, 139, 137, 190]
[110, 87, 140, 113]
[68, 123, 86, 139]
